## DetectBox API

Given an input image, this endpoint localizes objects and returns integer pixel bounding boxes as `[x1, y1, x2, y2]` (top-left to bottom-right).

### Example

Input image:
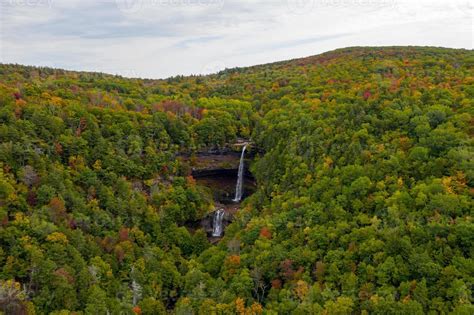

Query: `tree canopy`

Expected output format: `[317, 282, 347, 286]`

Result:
[0, 46, 473, 314]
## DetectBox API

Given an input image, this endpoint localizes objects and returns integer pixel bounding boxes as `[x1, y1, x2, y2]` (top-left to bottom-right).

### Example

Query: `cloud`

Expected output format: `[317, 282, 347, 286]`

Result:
[0, 0, 471, 78]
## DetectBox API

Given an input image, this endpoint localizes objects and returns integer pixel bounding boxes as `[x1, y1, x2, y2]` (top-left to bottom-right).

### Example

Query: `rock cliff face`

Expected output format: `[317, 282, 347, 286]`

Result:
[180, 146, 256, 239]
[177, 142, 256, 175]
[179, 149, 255, 203]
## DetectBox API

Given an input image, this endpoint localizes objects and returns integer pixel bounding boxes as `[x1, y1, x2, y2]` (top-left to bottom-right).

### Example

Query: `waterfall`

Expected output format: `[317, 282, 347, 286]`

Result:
[212, 209, 225, 237]
[233, 144, 247, 202]
[130, 267, 142, 306]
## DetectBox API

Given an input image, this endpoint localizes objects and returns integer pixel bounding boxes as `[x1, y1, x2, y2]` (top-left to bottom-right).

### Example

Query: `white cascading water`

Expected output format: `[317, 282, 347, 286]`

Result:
[233, 144, 247, 202]
[212, 209, 225, 237]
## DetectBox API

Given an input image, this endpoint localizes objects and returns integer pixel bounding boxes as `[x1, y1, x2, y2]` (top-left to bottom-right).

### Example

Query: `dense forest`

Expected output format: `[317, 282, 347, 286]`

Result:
[0, 46, 473, 314]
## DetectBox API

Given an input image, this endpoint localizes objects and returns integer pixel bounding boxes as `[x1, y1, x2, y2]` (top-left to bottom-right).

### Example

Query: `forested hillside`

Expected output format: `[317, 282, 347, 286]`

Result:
[0, 47, 473, 314]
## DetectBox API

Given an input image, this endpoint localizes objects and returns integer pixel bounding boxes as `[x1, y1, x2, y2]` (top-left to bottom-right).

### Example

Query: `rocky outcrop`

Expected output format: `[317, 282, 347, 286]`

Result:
[191, 167, 253, 179]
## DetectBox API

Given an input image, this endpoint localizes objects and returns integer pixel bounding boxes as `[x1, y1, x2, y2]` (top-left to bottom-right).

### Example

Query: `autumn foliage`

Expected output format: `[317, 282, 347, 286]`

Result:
[0, 47, 472, 314]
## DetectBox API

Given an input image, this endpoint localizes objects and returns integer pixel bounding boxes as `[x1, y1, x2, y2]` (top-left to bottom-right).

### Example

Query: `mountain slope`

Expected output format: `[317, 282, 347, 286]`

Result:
[0, 46, 473, 314]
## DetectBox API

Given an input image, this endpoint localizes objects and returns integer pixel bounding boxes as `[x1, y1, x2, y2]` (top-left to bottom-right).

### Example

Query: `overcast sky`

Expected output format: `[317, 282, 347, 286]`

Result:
[0, 0, 472, 79]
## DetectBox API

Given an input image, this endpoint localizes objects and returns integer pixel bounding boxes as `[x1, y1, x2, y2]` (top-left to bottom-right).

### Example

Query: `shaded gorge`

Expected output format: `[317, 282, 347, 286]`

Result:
[180, 143, 256, 240]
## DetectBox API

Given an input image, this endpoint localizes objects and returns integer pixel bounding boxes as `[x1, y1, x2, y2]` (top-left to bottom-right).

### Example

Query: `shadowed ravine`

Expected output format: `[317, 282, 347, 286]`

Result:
[184, 143, 255, 240]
